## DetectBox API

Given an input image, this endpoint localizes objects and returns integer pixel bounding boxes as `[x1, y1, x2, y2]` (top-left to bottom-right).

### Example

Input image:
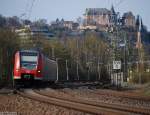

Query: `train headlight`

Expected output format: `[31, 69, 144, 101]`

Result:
[16, 69, 19, 72]
[37, 70, 41, 73]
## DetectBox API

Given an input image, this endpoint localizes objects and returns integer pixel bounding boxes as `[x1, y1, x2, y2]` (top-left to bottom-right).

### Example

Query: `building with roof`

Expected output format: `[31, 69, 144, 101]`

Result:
[30, 25, 54, 38]
[51, 19, 79, 30]
[15, 25, 54, 44]
[122, 12, 136, 28]
[83, 5, 118, 28]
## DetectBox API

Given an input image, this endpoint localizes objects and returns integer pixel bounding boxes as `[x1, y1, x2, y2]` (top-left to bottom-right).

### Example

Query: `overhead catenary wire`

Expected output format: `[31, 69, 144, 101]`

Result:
[24, 0, 30, 19]
[108, 0, 124, 9]
[114, 0, 124, 8]
[28, 0, 36, 20]
[19, 0, 36, 20]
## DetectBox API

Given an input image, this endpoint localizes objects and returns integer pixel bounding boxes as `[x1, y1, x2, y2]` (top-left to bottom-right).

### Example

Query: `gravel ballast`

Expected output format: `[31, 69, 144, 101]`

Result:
[0, 94, 91, 115]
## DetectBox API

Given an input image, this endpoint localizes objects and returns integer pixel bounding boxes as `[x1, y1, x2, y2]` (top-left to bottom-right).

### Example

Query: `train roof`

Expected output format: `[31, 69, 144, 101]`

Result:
[19, 50, 39, 53]
[18, 50, 56, 62]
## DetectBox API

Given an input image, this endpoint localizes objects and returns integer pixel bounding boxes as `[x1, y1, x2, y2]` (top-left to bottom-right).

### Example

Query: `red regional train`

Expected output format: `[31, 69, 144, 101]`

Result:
[13, 50, 57, 86]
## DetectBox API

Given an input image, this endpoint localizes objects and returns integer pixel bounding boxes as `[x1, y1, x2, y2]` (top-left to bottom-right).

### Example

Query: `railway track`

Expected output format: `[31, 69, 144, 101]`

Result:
[18, 89, 150, 115]
[89, 89, 150, 101]
[59, 82, 150, 101]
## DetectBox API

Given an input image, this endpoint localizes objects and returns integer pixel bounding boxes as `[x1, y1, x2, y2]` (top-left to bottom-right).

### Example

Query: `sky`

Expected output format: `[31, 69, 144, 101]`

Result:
[0, 0, 150, 30]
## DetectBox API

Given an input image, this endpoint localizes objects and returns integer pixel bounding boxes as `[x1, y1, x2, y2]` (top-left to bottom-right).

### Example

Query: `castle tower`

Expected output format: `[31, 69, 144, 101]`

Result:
[110, 5, 117, 25]
[111, 5, 115, 14]
[136, 15, 140, 31]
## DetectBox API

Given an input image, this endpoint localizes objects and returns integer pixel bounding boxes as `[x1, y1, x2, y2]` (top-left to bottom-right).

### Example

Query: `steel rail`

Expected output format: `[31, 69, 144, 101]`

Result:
[17, 90, 130, 115]
[90, 89, 150, 101]
[34, 90, 150, 115]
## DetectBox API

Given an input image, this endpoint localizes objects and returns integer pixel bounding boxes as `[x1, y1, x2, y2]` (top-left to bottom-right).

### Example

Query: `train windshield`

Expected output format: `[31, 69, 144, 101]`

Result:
[20, 52, 38, 70]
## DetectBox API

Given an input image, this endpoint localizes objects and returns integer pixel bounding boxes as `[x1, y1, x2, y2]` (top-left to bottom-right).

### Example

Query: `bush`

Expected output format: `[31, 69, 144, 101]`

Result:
[131, 71, 150, 84]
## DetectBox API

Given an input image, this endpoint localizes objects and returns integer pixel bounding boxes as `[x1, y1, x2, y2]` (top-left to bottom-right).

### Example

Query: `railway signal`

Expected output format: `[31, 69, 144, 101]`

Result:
[113, 61, 121, 70]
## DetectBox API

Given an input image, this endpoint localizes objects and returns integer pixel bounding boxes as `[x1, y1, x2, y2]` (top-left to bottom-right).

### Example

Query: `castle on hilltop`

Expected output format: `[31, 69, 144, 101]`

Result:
[82, 5, 141, 31]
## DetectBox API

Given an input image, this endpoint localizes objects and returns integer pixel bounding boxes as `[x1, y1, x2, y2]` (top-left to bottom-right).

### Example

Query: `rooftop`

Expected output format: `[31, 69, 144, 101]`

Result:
[85, 8, 111, 15]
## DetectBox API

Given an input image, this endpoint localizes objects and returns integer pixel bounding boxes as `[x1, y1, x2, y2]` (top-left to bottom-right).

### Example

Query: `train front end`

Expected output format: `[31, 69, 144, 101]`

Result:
[13, 50, 42, 85]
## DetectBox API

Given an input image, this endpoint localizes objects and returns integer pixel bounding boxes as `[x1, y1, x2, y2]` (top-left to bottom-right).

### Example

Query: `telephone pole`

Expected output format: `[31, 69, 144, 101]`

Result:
[66, 60, 69, 81]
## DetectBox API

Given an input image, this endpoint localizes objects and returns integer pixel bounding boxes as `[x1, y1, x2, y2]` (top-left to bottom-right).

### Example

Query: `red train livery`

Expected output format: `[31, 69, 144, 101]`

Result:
[13, 50, 57, 85]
